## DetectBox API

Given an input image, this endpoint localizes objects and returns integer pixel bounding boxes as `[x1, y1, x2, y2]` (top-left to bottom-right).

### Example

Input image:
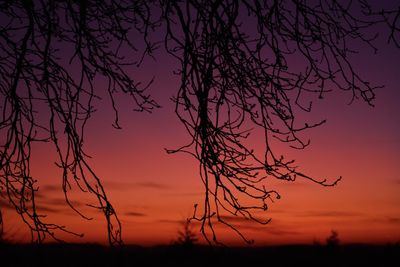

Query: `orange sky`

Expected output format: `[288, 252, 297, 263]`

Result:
[2, 24, 400, 247]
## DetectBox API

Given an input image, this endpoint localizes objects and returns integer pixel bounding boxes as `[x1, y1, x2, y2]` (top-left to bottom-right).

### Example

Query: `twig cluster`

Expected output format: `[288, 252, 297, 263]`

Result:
[0, 0, 399, 245]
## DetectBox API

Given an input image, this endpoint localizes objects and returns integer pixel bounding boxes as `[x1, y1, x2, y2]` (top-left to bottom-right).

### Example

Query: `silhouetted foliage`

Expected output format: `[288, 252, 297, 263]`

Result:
[1, 0, 399, 245]
[326, 230, 340, 247]
[174, 220, 198, 247]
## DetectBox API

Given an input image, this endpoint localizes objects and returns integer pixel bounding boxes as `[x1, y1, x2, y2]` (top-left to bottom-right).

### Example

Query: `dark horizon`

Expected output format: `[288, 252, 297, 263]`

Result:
[1, 241, 399, 267]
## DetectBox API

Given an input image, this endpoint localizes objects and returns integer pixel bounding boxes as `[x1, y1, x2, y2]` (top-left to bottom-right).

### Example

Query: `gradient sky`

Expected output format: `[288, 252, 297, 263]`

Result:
[2, 3, 400, 246]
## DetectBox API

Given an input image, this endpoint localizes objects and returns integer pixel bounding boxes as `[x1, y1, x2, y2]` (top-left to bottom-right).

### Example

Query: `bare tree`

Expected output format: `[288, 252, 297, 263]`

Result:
[0, 0, 399, 245]
[0, 0, 158, 245]
[162, 0, 399, 244]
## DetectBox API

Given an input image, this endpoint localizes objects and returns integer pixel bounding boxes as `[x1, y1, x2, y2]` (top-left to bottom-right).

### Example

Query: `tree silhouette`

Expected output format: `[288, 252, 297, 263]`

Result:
[174, 220, 198, 247]
[0, 0, 159, 246]
[326, 230, 340, 248]
[162, 0, 400, 244]
[0, 1, 399, 245]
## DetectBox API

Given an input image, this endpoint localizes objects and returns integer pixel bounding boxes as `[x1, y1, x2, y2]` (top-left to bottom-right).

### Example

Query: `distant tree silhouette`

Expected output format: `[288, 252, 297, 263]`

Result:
[1, 1, 399, 245]
[174, 220, 198, 247]
[326, 230, 340, 247]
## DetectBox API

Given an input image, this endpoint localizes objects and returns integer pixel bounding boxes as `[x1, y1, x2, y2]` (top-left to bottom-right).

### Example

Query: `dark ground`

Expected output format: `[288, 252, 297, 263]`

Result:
[0, 242, 399, 267]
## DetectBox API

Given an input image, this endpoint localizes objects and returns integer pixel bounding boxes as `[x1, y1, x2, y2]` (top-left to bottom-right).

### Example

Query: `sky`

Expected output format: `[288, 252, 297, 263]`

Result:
[1, 2, 400, 246]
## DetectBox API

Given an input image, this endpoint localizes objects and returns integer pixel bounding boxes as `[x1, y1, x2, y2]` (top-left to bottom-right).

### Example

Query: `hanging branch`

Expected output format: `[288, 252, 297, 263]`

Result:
[1, 0, 399, 246]
[0, 0, 158, 245]
[163, 0, 389, 244]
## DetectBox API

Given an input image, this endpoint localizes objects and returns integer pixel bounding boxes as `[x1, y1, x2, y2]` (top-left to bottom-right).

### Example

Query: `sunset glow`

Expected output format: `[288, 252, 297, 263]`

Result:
[2, 40, 399, 246]
[1, 1, 400, 248]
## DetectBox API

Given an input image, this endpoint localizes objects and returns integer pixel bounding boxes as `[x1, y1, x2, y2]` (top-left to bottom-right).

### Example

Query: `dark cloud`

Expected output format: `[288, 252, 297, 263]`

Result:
[225, 220, 300, 236]
[125, 211, 146, 217]
[161, 192, 202, 197]
[298, 211, 364, 218]
[219, 215, 250, 223]
[134, 182, 170, 189]
[157, 215, 272, 227]
[33, 191, 47, 199]
[1, 185, 55, 202]
[263, 228, 300, 236]
[156, 216, 299, 236]
[156, 219, 201, 227]
[34, 185, 64, 200]
[40, 197, 85, 208]
[105, 181, 170, 190]
[0, 198, 13, 210]
[0, 197, 74, 215]
[360, 216, 400, 225]
[38, 196, 98, 217]
[157, 219, 182, 224]
[267, 209, 288, 215]
[387, 217, 400, 224]
[37, 205, 59, 213]
[40, 184, 60, 192]
[219, 215, 270, 224]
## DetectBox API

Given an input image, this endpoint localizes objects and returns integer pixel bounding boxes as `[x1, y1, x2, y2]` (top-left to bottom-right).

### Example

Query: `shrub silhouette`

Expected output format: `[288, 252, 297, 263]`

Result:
[174, 220, 198, 247]
[326, 230, 340, 247]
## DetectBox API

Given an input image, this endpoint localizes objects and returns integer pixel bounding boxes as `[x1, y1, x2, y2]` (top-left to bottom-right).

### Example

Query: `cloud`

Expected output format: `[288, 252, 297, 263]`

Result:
[262, 227, 300, 236]
[37, 205, 59, 213]
[134, 182, 170, 189]
[0, 198, 13, 210]
[218, 215, 271, 224]
[156, 219, 201, 227]
[41, 197, 84, 208]
[1, 185, 57, 202]
[125, 211, 146, 217]
[161, 192, 202, 197]
[40, 184, 60, 192]
[155, 216, 299, 236]
[298, 210, 364, 218]
[157, 219, 183, 224]
[105, 181, 170, 190]
[360, 216, 400, 226]
[387, 217, 400, 224]
[219, 215, 250, 223]
[0, 197, 75, 216]
[223, 219, 301, 236]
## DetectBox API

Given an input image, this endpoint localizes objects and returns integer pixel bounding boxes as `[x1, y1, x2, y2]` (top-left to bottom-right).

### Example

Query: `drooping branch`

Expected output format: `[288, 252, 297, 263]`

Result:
[163, 0, 391, 244]
[1, 0, 399, 246]
[0, 0, 158, 245]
